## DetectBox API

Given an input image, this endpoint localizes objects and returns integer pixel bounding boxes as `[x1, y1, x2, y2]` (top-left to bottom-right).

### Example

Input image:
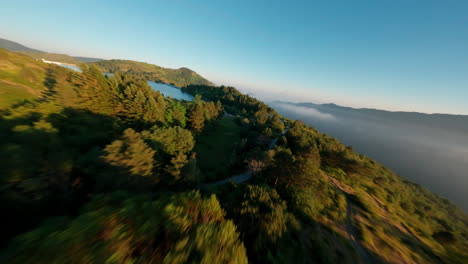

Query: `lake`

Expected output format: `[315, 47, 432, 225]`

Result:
[147, 81, 194, 101]
[54, 63, 194, 101]
[60, 64, 82, 72]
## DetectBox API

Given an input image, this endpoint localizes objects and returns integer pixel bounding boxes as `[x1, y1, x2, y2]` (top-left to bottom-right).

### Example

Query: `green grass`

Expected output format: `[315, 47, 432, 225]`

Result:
[0, 83, 35, 108]
[0, 49, 82, 109]
[194, 117, 242, 181]
[19, 51, 81, 64]
[0, 49, 48, 108]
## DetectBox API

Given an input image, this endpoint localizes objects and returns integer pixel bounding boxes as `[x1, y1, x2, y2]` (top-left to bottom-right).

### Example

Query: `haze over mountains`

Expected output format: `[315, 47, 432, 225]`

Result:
[270, 101, 468, 211]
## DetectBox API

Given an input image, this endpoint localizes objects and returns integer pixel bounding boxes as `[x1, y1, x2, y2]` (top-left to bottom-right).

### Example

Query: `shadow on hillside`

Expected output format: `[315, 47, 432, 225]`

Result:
[0, 103, 450, 263]
[0, 107, 120, 247]
[345, 194, 445, 264]
[387, 220, 444, 263]
[293, 206, 392, 264]
[210, 183, 391, 264]
[42, 68, 57, 99]
[211, 179, 450, 263]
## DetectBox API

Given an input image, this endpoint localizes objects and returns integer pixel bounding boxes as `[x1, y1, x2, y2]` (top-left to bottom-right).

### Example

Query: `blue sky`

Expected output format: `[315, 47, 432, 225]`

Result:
[2, 0, 468, 114]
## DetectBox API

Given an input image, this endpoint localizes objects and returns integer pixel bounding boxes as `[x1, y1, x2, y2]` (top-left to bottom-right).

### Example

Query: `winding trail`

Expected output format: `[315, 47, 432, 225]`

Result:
[201, 126, 289, 188]
[329, 176, 375, 264]
[344, 196, 375, 264]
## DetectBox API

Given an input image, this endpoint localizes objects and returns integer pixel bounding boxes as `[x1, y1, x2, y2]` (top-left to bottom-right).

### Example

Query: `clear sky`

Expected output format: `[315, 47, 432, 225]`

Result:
[2, 0, 468, 114]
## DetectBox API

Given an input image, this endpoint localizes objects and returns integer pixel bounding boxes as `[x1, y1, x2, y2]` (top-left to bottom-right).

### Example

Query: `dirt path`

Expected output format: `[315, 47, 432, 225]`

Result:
[201, 127, 289, 188]
[328, 176, 375, 264]
[344, 196, 375, 264]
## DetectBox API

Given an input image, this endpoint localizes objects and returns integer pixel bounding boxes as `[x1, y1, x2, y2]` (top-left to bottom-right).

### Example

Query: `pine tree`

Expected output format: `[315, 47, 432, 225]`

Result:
[188, 103, 205, 132]
[164, 152, 189, 182]
[102, 128, 156, 177]
[216, 100, 223, 113]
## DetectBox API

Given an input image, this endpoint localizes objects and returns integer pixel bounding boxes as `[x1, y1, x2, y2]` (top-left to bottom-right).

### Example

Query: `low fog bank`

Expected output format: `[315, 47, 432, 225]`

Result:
[269, 102, 468, 211]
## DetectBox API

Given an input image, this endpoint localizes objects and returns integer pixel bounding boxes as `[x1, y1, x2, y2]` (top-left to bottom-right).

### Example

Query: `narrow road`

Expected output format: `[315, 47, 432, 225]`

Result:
[201, 127, 289, 188]
[201, 171, 252, 188]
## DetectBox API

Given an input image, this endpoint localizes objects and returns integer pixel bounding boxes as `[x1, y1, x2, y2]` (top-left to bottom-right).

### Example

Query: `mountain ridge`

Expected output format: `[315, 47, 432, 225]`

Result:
[274, 100, 468, 133]
[276, 100, 468, 117]
[0, 38, 213, 87]
[0, 38, 102, 64]
[89, 59, 213, 87]
[0, 38, 41, 52]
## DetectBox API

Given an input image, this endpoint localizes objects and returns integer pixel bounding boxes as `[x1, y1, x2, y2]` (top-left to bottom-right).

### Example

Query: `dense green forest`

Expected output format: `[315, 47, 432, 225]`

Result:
[90, 59, 213, 87]
[0, 48, 467, 263]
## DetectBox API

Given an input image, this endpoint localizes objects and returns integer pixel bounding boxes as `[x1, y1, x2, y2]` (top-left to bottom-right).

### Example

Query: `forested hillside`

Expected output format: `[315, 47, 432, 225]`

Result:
[0, 49, 467, 263]
[0, 38, 211, 87]
[0, 49, 62, 108]
[90, 59, 213, 87]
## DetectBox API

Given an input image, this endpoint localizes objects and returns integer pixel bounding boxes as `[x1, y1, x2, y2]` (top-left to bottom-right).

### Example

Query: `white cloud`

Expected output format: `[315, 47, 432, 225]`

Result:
[276, 103, 336, 121]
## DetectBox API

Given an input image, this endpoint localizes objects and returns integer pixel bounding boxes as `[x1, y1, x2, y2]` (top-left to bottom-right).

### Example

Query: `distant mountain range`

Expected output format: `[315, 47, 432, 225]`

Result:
[288, 101, 468, 134]
[0, 38, 41, 52]
[271, 101, 468, 211]
[0, 38, 212, 87]
[0, 38, 102, 64]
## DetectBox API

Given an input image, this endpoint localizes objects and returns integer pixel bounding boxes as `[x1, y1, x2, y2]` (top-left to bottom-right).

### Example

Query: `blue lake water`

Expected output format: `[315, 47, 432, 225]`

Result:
[59, 64, 82, 72]
[55, 64, 193, 101]
[147, 81, 194, 101]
